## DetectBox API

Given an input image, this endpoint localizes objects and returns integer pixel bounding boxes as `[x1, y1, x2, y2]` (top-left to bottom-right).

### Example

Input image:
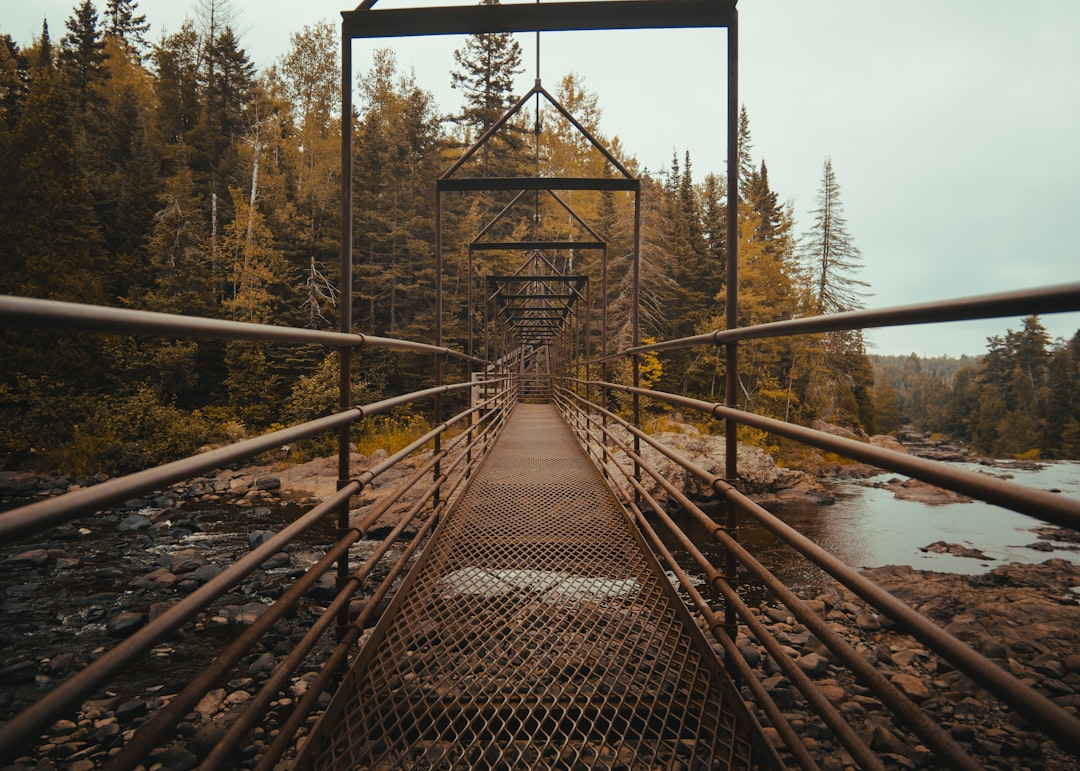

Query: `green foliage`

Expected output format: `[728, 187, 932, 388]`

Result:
[48, 386, 214, 475]
[19, 5, 1067, 482]
[872, 320, 1080, 459]
[355, 412, 434, 457]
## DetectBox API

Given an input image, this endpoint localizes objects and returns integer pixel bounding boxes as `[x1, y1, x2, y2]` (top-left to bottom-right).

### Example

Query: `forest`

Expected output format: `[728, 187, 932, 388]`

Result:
[2, 0, 1078, 474]
[872, 318, 1080, 460]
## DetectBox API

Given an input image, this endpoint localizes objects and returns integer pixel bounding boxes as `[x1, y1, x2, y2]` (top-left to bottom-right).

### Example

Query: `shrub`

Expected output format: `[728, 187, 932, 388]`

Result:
[47, 386, 214, 475]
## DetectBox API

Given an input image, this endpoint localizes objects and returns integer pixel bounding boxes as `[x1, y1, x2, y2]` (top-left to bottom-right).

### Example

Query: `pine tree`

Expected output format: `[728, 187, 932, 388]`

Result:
[0, 36, 30, 130]
[736, 104, 755, 202]
[60, 0, 110, 116]
[202, 25, 255, 177]
[800, 158, 868, 315]
[104, 0, 150, 57]
[151, 22, 201, 156]
[449, 0, 523, 173]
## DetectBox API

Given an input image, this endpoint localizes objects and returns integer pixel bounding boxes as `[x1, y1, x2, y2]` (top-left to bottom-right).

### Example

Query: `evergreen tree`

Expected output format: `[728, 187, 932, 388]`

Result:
[151, 22, 201, 156]
[800, 157, 868, 315]
[354, 49, 445, 346]
[700, 171, 726, 303]
[873, 376, 901, 435]
[736, 104, 755, 202]
[449, 0, 523, 173]
[0, 36, 30, 130]
[60, 0, 110, 116]
[104, 0, 150, 57]
[202, 25, 255, 180]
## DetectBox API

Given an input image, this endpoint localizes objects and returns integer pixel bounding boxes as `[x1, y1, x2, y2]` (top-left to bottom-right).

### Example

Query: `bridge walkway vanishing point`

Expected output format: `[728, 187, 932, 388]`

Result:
[296, 403, 778, 769]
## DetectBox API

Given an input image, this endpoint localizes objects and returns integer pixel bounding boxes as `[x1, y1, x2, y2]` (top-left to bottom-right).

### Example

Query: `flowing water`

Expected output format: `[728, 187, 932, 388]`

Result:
[667, 460, 1080, 600]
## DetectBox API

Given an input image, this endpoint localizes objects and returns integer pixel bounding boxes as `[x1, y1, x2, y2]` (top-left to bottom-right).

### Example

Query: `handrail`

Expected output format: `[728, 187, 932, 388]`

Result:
[0, 381, 513, 760]
[588, 379, 1080, 530]
[0, 289, 515, 764]
[104, 407, 508, 769]
[0, 294, 489, 364]
[557, 387, 982, 767]
[585, 282, 1080, 363]
[0, 379, 506, 542]
[556, 385, 1080, 756]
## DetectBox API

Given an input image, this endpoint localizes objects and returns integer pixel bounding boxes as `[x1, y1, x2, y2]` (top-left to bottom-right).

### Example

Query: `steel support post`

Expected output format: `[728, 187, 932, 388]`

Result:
[335, 28, 354, 645]
[723, 10, 740, 648]
[632, 192, 642, 505]
[434, 193, 443, 509]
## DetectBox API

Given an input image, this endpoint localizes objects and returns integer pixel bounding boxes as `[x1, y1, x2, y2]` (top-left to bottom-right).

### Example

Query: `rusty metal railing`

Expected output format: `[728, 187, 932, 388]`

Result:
[552, 282, 1080, 768]
[0, 295, 511, 767]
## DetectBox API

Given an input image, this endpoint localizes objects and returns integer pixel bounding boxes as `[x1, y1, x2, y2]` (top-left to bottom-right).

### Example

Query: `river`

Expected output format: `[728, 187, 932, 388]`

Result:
[667, 460, 1080, 600]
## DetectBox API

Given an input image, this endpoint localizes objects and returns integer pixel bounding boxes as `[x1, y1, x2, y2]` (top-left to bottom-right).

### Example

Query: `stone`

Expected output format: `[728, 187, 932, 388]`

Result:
[106, 611, 146, 638]
[188, 719, 231, 760]
[738, 644, 761, 668]
[117, 514, 151, 531]
[869, 723, 907, 756]
[918, 541, 991, 560]
[796, 652, 830, 678]
[161, 744, 199, 770]
[187, 564, 223, 584]
[248, 652, 278, 675]
[261, 552, 291, 570]
[115, 697, 148, 723]
[869, 434, 907, 454]
[169, 549, 207, 574]
[249, 530, 275, 549]
[890, 673, 930, 702]
[855, 612, 881, 631]
[195, 689, 227, 721]
[0, 659, 38, 683]
[4, 548, 50, 567]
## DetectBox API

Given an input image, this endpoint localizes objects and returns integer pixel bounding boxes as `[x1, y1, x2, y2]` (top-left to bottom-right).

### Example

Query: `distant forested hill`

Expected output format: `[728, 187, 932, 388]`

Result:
[870, 319, 1080, 459]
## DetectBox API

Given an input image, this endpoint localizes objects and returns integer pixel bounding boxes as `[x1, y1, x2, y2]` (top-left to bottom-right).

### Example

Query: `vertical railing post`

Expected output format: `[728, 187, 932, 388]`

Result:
[335, 28, 354, 645]
[601, 244, 609, 481]
[467, 246, 474, 358]
[632, 189, 642, 506]
[723, 9, 741, 650]
[585, 278, 592, 414]
[434, 191, 443, 512]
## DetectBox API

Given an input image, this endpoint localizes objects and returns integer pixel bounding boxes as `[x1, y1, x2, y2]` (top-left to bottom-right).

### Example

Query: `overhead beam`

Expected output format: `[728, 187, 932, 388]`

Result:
[343, 0, 735, 39]
[472, 241, 605, 251]
[439, 177, 639, 193]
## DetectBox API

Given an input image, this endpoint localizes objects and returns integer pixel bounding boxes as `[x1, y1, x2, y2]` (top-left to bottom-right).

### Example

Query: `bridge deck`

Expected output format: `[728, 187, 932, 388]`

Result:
[298, 404, 774, 769]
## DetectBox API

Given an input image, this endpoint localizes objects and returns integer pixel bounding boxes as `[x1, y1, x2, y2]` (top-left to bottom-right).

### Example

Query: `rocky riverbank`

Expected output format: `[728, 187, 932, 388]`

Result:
[4, 433, 1079, 768]
[5, 549, 1078, 770]
[0, 455, 426, 770]
[725, 558, 1080, 770]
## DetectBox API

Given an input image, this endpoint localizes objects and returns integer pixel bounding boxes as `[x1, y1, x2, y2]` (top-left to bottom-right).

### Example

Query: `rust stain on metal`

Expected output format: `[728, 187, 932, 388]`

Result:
[299, 404, 771, 769]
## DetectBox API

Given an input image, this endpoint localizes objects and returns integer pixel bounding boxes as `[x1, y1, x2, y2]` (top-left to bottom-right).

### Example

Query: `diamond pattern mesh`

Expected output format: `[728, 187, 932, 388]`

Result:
[299, 405, 769, 769]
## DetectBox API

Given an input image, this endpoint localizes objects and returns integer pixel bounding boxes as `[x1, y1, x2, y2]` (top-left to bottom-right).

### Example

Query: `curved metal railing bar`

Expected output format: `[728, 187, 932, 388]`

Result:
[0, 294, 489, 364]
[554, 386, 981, 769]
[593, 381, 1080, 531]
[555, 378, 1080, 757]
[584, 282, 1080, 364]
[0, 293, 512, 765]
[101, 399, 505, 764]
[0, 385, 512, 760]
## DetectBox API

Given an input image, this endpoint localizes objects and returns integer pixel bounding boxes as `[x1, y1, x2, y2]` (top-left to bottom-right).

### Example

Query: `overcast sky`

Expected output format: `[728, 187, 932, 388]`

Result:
[4, 0, 1079, 357]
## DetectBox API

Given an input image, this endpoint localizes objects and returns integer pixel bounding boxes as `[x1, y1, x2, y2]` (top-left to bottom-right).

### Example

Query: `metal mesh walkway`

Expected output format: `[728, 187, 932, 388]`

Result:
[298, 404, 775, 769]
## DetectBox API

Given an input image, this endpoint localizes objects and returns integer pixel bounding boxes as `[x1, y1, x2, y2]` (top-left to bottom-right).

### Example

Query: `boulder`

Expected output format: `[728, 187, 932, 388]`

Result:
[869, 434, 907, 454]
[871, 477, 973, 505]
[598, 423, 830, 504]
